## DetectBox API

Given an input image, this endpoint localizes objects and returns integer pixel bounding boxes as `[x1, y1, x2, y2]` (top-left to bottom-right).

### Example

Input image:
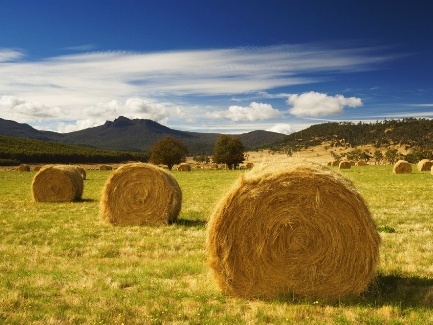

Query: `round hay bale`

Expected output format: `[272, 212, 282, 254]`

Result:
[417, 159, 432, 172]
[245, 162, 254, 170]
[393, 160, 412, 174]
[339, 161, 351, 169]
[356, 160, 367, 166]
[33, 165, 43, 171]
[32, 165, 84, 202]
[99, 165, 113, 171]
[331, 160, 340, 167]
[177, 163, 191, 171]
[206, 159, 381, 299]
[18, 164, 30, 172]
[74, 166, 87, 179]
[99, 163, 182, 226]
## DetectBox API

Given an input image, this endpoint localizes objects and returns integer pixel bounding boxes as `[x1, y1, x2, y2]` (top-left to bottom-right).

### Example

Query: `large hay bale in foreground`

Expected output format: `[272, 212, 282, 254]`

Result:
[339, 161, 351, 169]
[206, 159, 381, 299]
[417, 159, 432, 172]
[393, 160, 412, 174]
[32, 165, 84, 202]
[99, 163, 182, 226]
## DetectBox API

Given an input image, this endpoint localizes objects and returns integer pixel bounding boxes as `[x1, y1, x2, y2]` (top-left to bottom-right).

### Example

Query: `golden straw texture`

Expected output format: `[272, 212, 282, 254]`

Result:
[32, 165, 84, 202]
[417, 159, 432, 172]
[393, 160, 412, 174]
[339, 161, 351, 169]
[99, 163, 182, 226]
[74, 166, 87, 180]
[206, 159, 381, 299]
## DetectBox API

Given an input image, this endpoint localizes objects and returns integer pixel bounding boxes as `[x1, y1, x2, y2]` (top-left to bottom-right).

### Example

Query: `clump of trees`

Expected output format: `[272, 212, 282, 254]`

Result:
[150, 136, 188, 170]
[212, 135, 245, 169]
[148, 134, 246, 170]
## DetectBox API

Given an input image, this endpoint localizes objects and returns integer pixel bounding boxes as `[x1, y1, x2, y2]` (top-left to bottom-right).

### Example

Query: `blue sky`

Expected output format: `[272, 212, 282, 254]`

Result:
[0, 0, 432, 134]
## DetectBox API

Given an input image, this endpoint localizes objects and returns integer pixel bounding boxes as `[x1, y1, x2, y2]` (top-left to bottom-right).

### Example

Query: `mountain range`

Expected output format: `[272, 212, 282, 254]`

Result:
[0, 116, 286, 154]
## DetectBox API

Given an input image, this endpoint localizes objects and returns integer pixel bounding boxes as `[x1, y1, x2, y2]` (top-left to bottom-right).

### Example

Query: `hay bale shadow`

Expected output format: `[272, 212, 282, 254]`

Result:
[174, 218, 206, 228]
[359, 274, 433, 308]
[276, 274, 433, 307]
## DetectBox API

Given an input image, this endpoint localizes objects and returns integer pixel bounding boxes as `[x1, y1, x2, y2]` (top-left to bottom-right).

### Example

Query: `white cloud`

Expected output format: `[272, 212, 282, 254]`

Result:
[209, 102, 281, 121]
[0, 49, 24, 62]
[287, 91, 362, 117]
[0, 95, 61, 123]
[84, 98, 171, 122]
[56, 119, 104, 133]
[0, 95, 185, 132]
[267, 123, 293, 135]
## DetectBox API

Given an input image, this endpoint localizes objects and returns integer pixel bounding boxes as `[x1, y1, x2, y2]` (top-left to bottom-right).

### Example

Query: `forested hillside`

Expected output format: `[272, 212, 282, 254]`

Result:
[0, 135, 148, 165]
[268, 118, 433, 151]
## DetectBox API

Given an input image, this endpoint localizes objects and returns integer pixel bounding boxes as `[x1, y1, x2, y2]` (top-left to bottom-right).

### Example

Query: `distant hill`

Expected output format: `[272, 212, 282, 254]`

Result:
[0, 116, 286, 154]
[267, 118, 433, 151]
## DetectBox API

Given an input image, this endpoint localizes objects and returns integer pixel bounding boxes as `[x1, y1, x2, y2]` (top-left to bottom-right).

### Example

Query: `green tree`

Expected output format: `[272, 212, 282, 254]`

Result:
[212, 135, 245, 169]
[373, 150, 384, 165]
[150, 136, 188, 170]
[384, 148, 399, 164]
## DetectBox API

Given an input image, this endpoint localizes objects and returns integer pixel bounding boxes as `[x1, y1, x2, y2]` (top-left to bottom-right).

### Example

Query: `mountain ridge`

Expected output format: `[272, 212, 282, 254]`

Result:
[0, 116, 286, 154]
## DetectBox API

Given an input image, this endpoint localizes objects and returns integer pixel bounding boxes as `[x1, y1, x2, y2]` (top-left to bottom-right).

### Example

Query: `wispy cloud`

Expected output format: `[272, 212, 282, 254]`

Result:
[62, 44, 98, 52]
[0, 48, 24, 62]
[0, 43, 394, 132]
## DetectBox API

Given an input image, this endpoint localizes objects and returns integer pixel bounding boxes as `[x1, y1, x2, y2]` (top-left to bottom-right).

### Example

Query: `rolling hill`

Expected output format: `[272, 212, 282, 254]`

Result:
[0, 116, 286, 154]
[266, 118, 433, 152]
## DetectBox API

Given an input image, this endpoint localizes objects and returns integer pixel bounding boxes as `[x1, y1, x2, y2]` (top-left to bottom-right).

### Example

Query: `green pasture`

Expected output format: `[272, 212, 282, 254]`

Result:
[0, 165, 432, 324]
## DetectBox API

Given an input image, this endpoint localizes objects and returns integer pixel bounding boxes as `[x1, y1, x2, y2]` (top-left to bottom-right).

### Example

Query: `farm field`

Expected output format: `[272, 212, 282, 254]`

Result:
[1, 163, 433, 324]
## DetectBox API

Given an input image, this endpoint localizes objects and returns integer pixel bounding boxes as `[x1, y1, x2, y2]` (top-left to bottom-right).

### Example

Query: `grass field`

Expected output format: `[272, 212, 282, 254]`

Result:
[1, 164, 433, 324]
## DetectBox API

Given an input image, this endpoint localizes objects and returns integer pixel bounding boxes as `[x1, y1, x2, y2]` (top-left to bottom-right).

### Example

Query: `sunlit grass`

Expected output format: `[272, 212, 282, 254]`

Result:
[1, 165, 433, 324]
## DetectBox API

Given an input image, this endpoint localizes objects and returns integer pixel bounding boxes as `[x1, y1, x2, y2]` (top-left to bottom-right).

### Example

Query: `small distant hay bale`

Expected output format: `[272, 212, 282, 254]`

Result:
[74, 166, 87, 179]
[339, 161, 351, 169]
[177, 163, 191, 171]
[32, 165, 84, 202]
[417, 159, 432, 172]
[18, 164, 30, 172]
[99, 163, 182, 226]
[393, 160, 412, 174]
[356, 160, 367, 166]
[99, 165, 113, 171]
[245, 162, 254, 170]
[209, 163, 218, 170]
[206, 159, 381, 299]
[33, 165, 43, 171]
[331, 160, 340, 167]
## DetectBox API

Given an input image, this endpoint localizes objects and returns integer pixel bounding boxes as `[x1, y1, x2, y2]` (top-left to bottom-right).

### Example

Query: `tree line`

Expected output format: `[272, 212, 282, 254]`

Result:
[0, 135, 148, 166]
[0, 134, 246, 169]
